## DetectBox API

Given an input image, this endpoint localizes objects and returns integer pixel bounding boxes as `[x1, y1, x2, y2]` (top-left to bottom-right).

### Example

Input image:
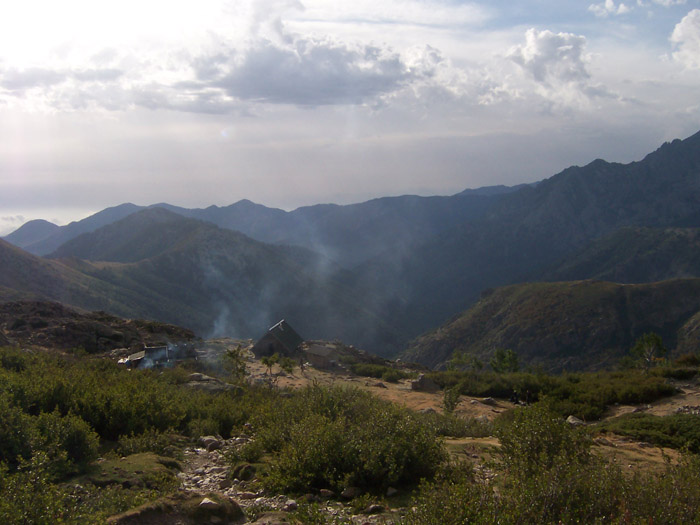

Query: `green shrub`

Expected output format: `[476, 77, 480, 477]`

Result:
[350, 363, 411, 382]
[116, 428, 179, 457]
[33, 411, 99, 477]
[0, 455, 76, 525]
[0, 347, 30, 372]
[674, 353, 700, 367]
[496, 403, 592, 477]
[0, 394, 34, 468]
[598, 413, 700, 452]
[417, 411, 493, 438]
[253, 385, 446, 493]
[428, 368, 675, 421]
[406, 464, 495, 524]
[412, 405, 628, 524]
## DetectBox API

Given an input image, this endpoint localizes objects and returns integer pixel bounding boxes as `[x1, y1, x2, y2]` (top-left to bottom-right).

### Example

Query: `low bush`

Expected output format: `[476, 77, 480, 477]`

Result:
[349, 363, 412, 383]
[428, 368, 675, 420]
[495, 404, 592, 477]
[409, 404, 700, 524]
[598, 412, 700, 452]
[33, 411, 99, 477]
[115, 428, 180, 457]
[252, 385, 446, 493]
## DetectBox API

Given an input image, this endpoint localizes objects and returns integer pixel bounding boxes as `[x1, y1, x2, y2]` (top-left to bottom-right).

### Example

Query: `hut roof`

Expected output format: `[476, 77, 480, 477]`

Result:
[268, 320, 303, 351]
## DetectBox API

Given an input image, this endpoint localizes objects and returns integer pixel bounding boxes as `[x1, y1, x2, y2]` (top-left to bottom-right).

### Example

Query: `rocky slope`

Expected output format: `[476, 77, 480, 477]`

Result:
[403, 279, 700, 371]
[0, 300, 194, 352]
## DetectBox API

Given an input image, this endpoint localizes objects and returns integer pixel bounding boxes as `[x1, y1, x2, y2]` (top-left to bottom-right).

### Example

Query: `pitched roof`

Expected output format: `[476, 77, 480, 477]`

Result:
[266, 319, 303, 351]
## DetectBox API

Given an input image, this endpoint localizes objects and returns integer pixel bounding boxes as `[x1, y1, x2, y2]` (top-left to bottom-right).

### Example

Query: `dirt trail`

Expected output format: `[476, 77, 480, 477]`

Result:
[604, 379, 700, 420]
[246, 359, 514, 421]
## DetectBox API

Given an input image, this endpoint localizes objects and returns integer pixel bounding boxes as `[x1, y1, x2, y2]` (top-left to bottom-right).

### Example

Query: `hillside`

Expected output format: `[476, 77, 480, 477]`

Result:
[45, 208, 400, 349]
[545, 227, 700, 283]
[403, 279, 700, 371]
[359, 130, 700, 339]
[17, 203, 143, 255]
[0, 300, 194, 352]
[0, 238, 203, 328]
[3, 219, 59, 249]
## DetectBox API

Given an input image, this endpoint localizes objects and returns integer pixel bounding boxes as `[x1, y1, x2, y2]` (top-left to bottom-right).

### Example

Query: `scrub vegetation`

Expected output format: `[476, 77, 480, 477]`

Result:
[1, 345, 700, 523]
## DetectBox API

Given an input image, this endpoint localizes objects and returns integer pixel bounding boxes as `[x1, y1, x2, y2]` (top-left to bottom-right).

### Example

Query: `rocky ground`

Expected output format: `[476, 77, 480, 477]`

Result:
[131, 340, 699, 524]
[171, 434, 408, 524]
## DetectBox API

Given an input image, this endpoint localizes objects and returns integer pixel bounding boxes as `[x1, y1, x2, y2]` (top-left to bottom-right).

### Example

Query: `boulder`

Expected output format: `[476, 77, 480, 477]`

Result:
[363, 504, 385, 515]
[566, 415, 584, 426]
[199, 436, 223, 451]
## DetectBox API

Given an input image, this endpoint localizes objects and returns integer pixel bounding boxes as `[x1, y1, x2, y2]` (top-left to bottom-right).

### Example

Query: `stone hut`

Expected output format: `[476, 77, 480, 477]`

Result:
[303, 343, 338, 370]
[252, 320, 304, 358]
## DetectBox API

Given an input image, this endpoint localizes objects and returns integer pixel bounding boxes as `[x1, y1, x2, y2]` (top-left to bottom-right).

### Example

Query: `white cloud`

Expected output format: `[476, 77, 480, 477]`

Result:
[509, 29, 591, 84]
[652, 0, 687, 7]
[671, 9, 700, 68]
[589, 0, 633, 17]
[0, 0, 465, 112]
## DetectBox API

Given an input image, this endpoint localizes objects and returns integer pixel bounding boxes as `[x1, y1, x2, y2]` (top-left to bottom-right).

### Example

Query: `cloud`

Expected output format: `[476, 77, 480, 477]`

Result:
[589, 0, 632, 17]
[0, 215, 26, 236]
[671, 9, 700, 69]
[210, 38, 422, 106]
[183, 1, 450, 108]
[509, 29, 590, 85]
[1, 68, 68, 92]
[505, 28, 623, 111]
[0, 0, 450, 112]
[651, 0, 686, 6]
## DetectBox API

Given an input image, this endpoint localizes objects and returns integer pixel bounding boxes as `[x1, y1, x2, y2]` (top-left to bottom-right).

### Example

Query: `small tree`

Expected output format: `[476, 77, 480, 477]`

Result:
[631, 333, 667, 371]
[490, 348, 519, 373]
[261, 353, 279, 377]
[443, 386, 460, 413]
[447, 350, 484, 372]
[221, 345, 247, 382]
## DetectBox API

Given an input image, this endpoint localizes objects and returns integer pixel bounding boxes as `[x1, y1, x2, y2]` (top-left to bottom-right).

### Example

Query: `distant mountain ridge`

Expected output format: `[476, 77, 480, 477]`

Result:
[5, 185, 521, 266]
[12, 203, 143, 256]
[4, 219, 59, 249]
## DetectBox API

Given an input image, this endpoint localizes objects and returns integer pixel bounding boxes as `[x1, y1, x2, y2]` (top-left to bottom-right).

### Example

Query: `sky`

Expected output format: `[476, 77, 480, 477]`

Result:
[1, 0, 700, 235]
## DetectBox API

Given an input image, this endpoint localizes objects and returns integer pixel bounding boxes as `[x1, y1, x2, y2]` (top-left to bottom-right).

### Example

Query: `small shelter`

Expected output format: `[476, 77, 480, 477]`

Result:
[303, 343, 340, 370]
[252, 320, 304, 358]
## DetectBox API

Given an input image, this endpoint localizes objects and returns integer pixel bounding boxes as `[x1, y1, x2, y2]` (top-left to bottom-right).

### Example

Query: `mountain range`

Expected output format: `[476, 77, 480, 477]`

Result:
[3, 130, 700, 367]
